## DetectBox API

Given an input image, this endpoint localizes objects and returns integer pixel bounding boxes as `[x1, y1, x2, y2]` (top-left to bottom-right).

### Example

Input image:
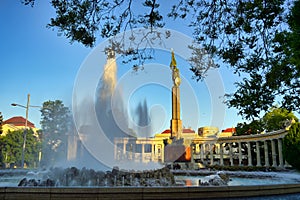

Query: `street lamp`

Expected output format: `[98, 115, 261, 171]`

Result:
[11, 94, 41, 169]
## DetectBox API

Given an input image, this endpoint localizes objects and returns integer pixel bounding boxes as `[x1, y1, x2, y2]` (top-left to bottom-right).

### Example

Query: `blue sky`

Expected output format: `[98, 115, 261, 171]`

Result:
[0, 1, 245, 132]
[1, 1, 89, 127]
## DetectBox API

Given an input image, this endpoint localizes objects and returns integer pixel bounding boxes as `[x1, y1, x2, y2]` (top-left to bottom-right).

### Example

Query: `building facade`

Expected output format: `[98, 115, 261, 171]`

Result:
[2, 116, 39, 136]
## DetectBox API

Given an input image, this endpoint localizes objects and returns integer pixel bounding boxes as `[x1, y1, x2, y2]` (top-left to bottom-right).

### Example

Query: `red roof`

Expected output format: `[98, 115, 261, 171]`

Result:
[162, 129, 195, 134]
[3, 116, 35, 128]
[162, 129, 171, 134]
[222, 128, 236, 133]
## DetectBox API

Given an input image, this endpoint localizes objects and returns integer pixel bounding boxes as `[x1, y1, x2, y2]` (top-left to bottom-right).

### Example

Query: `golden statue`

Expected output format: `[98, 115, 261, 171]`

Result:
[170, 50, 181, 86]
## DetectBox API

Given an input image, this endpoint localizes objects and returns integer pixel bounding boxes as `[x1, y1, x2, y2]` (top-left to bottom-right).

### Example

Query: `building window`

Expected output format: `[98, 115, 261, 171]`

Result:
[144, 144, 152, 153]
[126, 143, 133, 152]
[116, 143, 123, 153]
[135, 144, 142, 153]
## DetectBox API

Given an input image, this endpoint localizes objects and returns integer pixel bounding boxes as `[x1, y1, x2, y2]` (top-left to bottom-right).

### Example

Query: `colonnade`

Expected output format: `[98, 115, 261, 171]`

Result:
[191, 130, 288, 168]
[114, 129, 288, 169]
[114, 138, 164, 163]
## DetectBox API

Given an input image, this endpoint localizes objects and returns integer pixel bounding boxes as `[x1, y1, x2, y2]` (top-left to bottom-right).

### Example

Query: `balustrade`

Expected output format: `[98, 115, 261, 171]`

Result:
[190, 130, 287, 169]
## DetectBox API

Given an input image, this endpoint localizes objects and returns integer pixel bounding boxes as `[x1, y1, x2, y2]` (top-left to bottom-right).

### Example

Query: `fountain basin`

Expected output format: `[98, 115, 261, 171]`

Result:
[1, 184, 300, 199]
[1, 168, 300, 199]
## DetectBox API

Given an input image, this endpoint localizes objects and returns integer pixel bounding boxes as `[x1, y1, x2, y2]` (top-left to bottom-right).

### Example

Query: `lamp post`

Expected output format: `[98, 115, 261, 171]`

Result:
[11, 94, 41, 168]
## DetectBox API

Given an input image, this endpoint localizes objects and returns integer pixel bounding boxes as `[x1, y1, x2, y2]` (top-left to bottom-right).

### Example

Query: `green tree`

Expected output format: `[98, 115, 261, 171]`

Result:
[22, 0, 300, 119]
[0, 112, 3, 135]
[226, 0, 300, 119]
[236, 107, 298, 135]
[235, 120, 264, 136]
[40, 100, 71, 167]
[283, 122, 300, 171]
[262, 107, 298, 132]
[0, 129, 41, 168]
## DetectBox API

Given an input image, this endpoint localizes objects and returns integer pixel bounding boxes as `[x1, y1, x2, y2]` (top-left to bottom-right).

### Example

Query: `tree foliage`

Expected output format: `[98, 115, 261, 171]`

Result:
[235, 107, 298, 135]
[22, 0, 300, 119]
[235, 120, 264, 136]
[40, 100, 71, 166]
[226, 0, 300, 119]
[22, 0, 34, 7]
[283, 122, 300, 171]
[0, 112, 3, 135]
[0, 130, 41, 168]
[262, 107, 298, 131]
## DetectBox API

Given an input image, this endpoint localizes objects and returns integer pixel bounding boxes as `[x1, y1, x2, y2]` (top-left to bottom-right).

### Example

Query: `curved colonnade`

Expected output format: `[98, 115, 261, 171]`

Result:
[191, 129, 288, 168]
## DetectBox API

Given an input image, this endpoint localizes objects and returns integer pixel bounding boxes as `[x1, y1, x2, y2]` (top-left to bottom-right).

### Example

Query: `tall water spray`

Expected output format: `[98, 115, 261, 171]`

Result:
[71, 47, 162, 170]
[134, 99, 152, 138]
[95, 49, 129, 144]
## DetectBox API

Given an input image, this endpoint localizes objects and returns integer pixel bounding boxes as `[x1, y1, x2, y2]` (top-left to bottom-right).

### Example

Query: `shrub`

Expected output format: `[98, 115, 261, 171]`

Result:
[283, 122, 300, 171]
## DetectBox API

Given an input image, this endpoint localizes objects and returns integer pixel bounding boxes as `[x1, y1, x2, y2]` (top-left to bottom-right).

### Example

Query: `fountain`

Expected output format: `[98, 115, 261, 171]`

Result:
[14, 166, 175, 187]
[1, 166, 300, 199]
[1, 46, 300, 199]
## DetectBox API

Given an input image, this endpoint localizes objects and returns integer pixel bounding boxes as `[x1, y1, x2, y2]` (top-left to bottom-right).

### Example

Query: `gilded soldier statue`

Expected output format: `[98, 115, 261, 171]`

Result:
[170, 50, 181, 87]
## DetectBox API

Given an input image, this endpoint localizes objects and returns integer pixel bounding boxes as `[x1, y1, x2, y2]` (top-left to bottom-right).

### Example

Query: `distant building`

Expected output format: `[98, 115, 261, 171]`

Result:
[2, 116, 39, 136]
[198, 126, 219, 137]
[219, 127, 236, 137]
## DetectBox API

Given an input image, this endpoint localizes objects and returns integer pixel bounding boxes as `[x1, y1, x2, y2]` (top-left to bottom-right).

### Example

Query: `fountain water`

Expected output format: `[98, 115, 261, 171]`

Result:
[12, 166, 175, 187]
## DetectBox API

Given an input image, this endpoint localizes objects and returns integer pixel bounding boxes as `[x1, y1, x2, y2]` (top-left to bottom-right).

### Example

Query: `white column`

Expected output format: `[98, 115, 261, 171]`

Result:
[285, 160, 291, 168]
[191, 144, 195, 166]
[229, 143, 234, 166]
[124, 141, 128, 160]
[264, 141, 270, 167]
[161, 143, 164, 163]
[256, 141, 261, 167]
[278, 139, 284, 168]
[200, 144, 204, 162]
[247, 142, 252, 166]
[238, 142, 242, 166]
[151, 144, 155, 162]
[210, 144, 214, 166]
[141, 144, 145, 162]
[123, 141, 127, 157]
[220, 143, 224, 166]
[271, 140, 277, 167]
[195, 144, 199, 154]
[132, 143, 136, 161]
[114, 142, 117, 160]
